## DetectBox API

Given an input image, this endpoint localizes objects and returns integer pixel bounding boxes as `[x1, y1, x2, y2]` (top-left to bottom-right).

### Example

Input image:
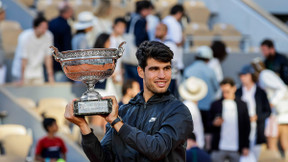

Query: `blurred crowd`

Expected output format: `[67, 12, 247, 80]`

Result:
[0, 0, 288, 162]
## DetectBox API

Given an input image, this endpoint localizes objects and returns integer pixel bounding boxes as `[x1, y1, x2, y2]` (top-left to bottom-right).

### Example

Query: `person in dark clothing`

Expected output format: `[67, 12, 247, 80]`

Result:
[236, 64, 271, 160]
[210, 78, 250, 162]
[49, 3, 73, 82]
[64, 41, 193, 162]
[186, 132, 212, 162]
[260, 39, 288, 85]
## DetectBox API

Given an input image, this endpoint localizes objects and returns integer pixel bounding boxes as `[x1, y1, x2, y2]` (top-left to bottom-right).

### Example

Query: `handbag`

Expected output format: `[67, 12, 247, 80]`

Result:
[122, 15, 140, 66]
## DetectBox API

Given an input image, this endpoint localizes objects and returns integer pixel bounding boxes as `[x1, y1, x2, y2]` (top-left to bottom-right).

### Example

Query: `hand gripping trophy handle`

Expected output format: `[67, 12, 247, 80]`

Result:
[50, 42, 126, 116]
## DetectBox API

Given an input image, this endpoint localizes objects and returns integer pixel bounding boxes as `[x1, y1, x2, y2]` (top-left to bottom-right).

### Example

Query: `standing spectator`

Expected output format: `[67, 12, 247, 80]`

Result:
[236, 64, 271, 160]
[260, 39, 288, 85]
[186, 132, 212, 162]
[210, 78, 250, 162]
[0, 3, 6, 84]
[35, 118, 67, 161]
[72, 11, 94, 50]
[251, 58, 288, 160]
[123, 0, 153, 89]
[162, 4, 185, 73]
[183, 46, 219, 137]
[179, 77, 207, 149]
[12, 16, 54, 85]
[49, 2, 73, 82]
[118, 79, 140, 107]
[154, 23, 180, 97]
[87, 0, 112, 47]
[110, 17, 126, 83]
[208, 41, 228, 83]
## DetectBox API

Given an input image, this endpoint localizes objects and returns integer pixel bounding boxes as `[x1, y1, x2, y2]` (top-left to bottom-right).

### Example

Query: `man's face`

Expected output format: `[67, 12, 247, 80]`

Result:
[138, 58, 171, 95]
[35, 21, 48, 36]
[155, 24, 167, 39]
[221, 84, 236, 100]
[114, 22, 126, 36]
[129, 81, 140, 97]
[48, 122, 59, 133]
[261, 45, 275, 57]
[239, 73, 253, 86]
[140, 8, 152, 17]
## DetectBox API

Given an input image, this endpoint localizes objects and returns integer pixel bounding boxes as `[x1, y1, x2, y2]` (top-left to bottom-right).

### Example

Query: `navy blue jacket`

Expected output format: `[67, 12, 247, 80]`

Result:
[265, 52, 288, 85]
[236, 86, 271, 144]
[81, 91, 193, 162]
[127, 14, 149, 47]
[186, 147, 212, 162]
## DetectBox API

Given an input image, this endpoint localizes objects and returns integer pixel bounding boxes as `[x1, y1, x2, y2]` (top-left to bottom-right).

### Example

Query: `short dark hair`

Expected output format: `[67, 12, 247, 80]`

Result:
[261, 39, 274, 48]
[170, 4, 184, 15]
[187, 132, 196, 141]
[136, 41, 174, 69]
[136, 1, 153, 13]
[33, 16, 47, 28]
[94, 33, 110, 48]
[220, 77, 236, 87]
[211, 41, 227, 62]
[43, 118, 56, 132]
[122, 79, 137, 96]
[114, 17, 126, 26]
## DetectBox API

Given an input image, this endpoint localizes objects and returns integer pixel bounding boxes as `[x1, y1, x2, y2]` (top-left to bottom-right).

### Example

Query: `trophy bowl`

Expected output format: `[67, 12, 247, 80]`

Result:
[50, 42, 126, 116]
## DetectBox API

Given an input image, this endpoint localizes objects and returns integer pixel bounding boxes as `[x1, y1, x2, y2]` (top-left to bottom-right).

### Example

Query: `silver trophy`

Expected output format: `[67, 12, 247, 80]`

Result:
[50, 42, 126, 116]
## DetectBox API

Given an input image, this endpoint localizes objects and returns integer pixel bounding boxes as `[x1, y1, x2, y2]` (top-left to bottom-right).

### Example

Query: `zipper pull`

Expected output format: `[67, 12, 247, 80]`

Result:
[144, 102, 147, 109]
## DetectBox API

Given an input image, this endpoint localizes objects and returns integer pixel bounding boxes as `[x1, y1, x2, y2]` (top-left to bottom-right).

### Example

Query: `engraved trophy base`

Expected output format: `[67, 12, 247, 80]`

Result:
[74, 99, 113, 116]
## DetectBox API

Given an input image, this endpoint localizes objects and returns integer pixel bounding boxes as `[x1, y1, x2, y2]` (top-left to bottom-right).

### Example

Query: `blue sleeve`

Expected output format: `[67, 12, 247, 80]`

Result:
[134, 19, 148, 47]
[117, 106, 193, 161]
[81, 127, 114, 162]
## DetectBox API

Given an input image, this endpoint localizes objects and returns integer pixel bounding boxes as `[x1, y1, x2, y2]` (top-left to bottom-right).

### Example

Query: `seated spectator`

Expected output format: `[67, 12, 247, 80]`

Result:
[236, 64, 271, 161]
[72, 11, 94, 50]
[186, 132, 212, 162]
[179, 77, 206, 149]
[260, 39, 288, 85]
[12, 16, 54, 85]
[210, 78, 250, 162]
[119, 79, 140, 107]
[35, 118, 67, 161]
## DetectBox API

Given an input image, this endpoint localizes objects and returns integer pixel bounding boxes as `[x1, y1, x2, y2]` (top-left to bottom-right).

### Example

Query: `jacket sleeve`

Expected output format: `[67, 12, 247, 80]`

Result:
[242, 102, 251, 150]
[117, 106, 193, 161]
[134, 19, 148, 47]
[81, 127, 114, 162]
[258, 90, 271, 122]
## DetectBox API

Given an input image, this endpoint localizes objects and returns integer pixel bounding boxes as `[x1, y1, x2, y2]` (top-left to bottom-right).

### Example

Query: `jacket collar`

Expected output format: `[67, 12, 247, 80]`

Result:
[129, 90, 173, 105]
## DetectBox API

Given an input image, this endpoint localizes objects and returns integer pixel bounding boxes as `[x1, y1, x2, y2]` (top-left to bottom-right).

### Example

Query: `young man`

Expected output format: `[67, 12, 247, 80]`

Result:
[210, 78, 250, 162]
[236, 64, 271, 160]
[260, 39, 288, 85]
[65, 41, 193, 161]
[12, 16, 54, 85]
[35, 118, 67, 161]
[118, 79, 140, 107]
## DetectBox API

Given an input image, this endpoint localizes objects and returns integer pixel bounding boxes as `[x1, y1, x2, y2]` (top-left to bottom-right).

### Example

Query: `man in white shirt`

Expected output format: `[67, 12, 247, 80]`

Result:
[210, 78, 250, 162]
[162, 4, 185, 72]
[12, 16, 54, 85]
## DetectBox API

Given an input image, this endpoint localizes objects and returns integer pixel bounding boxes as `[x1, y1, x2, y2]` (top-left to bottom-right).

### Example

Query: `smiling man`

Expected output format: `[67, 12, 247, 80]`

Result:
[65, 41, 193, 162]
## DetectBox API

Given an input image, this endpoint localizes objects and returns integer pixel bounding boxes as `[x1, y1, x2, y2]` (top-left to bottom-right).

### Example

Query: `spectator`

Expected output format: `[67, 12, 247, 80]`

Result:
[251, 58, 288, 160]
[49, 2, 73, 82]
[154, 23, 180, 98]
[12, 16, 54, 85]
[236, 64, 271, 160]
[35, 118, 67, 161]
[208, 41, 228, 83]
[72, 11, 94, 50]
[186, 132, 212, 162]
[119, 79, 140, 107]
[210, 78, 250, 162]
[162, 4, 185, 73]
[0, 3, 6, 84]
[179, 77, 207, 149]
[260, 39, 288, 85]
[123, 0, 153, 89]
[109, 17, 126, 83]
[87, 0, 112, 47]
[64, 41, 193, 161]
[183, 46, 219, 137]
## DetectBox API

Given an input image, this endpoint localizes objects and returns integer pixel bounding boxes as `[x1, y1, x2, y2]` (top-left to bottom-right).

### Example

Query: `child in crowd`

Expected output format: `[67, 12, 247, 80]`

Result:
[35, 118, 67, 162]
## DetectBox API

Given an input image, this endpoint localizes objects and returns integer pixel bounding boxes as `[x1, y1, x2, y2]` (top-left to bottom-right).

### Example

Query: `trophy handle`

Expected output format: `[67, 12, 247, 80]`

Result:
[116, 41, 126, 58]
[50, 46, 63, 62]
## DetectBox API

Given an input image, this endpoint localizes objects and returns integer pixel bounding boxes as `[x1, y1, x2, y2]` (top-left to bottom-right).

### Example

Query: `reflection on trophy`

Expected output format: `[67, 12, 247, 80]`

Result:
[50, 42, 126, 116]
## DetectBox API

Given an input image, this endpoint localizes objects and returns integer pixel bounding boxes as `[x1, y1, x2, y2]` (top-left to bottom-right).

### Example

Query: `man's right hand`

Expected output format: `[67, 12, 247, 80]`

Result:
[213, 117, 223, 127]
[64, 99, 91, 135]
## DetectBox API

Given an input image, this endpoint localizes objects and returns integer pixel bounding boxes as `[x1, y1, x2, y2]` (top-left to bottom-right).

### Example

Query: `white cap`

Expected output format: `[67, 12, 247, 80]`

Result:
[74, 11, 94, 30]
[179, 77, 208, 101]
[196, 46, 213, 59]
